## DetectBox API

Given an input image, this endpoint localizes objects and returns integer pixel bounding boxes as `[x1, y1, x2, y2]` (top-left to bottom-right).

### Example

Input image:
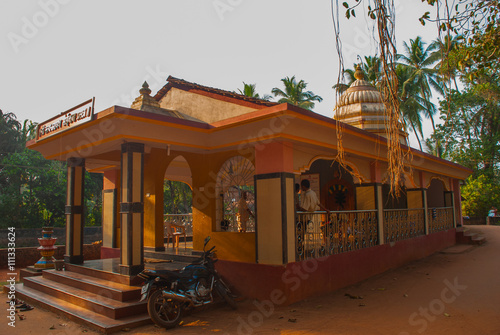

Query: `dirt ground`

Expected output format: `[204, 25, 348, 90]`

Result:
[2, 225, 499, 335]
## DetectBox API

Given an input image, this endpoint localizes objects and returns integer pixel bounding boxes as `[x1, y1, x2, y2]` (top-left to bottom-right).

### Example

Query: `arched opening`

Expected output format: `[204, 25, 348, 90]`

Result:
[164, 155, 193, 239]
[216, 156, 255, 232]
[299, 159, 355, 211]
[427, 178, 446, 208]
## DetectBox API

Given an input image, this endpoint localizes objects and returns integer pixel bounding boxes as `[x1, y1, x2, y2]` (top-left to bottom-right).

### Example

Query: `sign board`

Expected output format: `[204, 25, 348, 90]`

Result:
[36, 97, 95, 141]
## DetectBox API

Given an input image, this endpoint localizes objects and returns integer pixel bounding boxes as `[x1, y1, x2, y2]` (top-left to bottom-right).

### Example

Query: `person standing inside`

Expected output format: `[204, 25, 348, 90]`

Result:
[297, 179, 328, 212]
[238, 191, 254, 233]
[297, 179, 330, 249]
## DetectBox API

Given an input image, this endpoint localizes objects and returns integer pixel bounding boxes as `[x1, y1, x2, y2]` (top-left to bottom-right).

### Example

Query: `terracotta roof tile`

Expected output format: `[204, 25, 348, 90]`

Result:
[154, 76, 277, 108]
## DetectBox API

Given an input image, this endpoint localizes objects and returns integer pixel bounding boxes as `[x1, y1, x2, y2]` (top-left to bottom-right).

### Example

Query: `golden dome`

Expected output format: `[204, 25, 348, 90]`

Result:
[334, 65, 407, 143]
[337, 66, 383, 107]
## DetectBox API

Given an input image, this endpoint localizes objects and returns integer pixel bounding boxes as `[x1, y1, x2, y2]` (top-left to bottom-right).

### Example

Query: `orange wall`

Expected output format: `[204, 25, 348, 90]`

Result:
[255, 141, 293, 174]
[189, 150, 256, 263]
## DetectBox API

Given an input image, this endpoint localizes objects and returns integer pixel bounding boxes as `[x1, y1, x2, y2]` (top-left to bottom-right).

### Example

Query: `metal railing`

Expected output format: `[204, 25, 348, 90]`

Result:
[487, 216, 500, 225]
[164, 214, 193, 235]
[428, 207, 454, 233]
[383, 208, 425, 242]
[296, 210, 378, 261]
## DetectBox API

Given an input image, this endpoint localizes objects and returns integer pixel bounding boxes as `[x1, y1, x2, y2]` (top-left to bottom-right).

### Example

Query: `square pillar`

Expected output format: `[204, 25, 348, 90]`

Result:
[355, 183, 383, 244]
[254, 173, 296, 265]
[423, 189, 429, 234]
[102, 169, 120, 249]
[254, 141, 295, 265]
[119, 143, 145, 276]
[64, 157, 85, 264]
[143, 148, 166, 251]
[444, 190, 456, 228]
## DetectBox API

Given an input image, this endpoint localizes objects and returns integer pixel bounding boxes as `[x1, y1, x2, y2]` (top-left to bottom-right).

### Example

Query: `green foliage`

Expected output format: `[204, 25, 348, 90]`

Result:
[237, 82, 272, 101]
[164, 180, 192, 214]
[427, 20, 500, 217]
[397, 36, 443, 131]
[0, 110, 103, 229]
[272, 76, 323, 110]
[461, 174, 500, 217]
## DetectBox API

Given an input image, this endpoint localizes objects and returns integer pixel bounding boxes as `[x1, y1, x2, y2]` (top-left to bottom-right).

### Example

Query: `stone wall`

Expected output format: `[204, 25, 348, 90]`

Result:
[0, 244, 101, 269]
[463, 217, 487, 225]
[0, 226, 102, 248]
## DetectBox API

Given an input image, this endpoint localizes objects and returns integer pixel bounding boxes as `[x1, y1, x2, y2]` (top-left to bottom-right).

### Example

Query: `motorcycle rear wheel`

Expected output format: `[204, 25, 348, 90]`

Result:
[147, 290, 183, 329]
[215, 281, 237, 310]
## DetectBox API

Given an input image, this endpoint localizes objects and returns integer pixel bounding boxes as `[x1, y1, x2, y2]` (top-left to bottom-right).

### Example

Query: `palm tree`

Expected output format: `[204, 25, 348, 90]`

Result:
[0, 110, 22, 155]
[272, 76, 323, 110]
[397, 36, 444, 130]
[363, 55, 383, 86]
[429, 35, 463, 92]
[237, 82, 272, 101]
[396, 65, 427, 151]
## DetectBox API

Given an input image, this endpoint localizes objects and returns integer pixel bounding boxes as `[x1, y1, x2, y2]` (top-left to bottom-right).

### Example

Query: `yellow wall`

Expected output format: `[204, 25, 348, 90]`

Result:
[143, 148, 168, 249]
[190, 150, 256, 263]
[407, 190, 424, 208]
[356, 185, 376, 210]
[256, 178, 283, 265]
[159, 87, 257, 124]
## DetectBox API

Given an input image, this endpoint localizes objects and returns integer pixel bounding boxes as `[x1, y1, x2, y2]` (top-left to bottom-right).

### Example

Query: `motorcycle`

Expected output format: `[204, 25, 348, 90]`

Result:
[138, 236, 237, 329]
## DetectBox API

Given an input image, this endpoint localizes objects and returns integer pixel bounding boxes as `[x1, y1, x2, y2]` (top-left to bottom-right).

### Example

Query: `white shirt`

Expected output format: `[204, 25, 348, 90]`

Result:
[300, 189, 320, 212]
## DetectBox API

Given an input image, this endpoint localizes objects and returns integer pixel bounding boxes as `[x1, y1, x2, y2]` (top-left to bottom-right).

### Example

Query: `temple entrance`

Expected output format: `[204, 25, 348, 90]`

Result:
[300, 159, 355, 211]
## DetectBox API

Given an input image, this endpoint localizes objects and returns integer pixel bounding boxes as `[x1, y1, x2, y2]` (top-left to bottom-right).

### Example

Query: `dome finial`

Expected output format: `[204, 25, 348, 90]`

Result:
[354, 64, 365, 80]
[139, 81, 152, 96]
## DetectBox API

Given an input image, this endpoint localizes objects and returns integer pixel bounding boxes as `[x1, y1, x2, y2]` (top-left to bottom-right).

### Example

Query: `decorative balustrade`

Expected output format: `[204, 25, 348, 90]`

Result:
[428, 207, 454, 233]
[164, 214, 193, 235]
[383, 208, 425, 242]
[296, 210, 378, 261]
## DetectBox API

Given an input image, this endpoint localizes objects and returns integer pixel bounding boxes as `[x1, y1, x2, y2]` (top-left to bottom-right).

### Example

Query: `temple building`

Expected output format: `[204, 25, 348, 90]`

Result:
[17, 72, 471, 332]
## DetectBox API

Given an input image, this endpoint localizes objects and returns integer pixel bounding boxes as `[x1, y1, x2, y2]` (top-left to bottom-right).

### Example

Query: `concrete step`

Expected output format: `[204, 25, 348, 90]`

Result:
[14, 283, 151, 334]
[42, 269, 141, 302]
[456, 228, 487, 245]
[471, 235, 486, 245]
[65, 262, 142, 286]
[23, 276, 146, 319]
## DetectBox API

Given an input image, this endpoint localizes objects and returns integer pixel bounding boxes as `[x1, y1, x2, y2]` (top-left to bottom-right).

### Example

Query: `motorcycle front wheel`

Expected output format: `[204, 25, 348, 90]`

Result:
[215, 280, 237, 310]
[147, 290, 183, 329]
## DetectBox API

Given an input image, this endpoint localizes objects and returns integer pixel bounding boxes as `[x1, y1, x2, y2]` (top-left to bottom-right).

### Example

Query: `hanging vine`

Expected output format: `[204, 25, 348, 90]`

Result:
[333, 0, 409, 197]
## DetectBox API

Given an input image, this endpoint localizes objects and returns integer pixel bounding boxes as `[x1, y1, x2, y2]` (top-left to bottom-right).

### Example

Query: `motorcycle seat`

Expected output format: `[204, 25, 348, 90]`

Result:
[144, 269, 183, 279]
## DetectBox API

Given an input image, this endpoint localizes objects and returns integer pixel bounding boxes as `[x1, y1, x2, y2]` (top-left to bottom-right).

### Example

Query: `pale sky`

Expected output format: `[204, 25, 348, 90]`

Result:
[1, 0, 442, 148]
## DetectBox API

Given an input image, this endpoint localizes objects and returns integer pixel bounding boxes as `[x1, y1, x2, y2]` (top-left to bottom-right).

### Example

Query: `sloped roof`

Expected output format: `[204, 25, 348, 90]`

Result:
[154, 76, 277, 108]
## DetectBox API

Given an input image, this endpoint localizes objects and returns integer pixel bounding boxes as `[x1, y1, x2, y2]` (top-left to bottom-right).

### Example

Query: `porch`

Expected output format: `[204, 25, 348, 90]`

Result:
[295, 206, 454, 260]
